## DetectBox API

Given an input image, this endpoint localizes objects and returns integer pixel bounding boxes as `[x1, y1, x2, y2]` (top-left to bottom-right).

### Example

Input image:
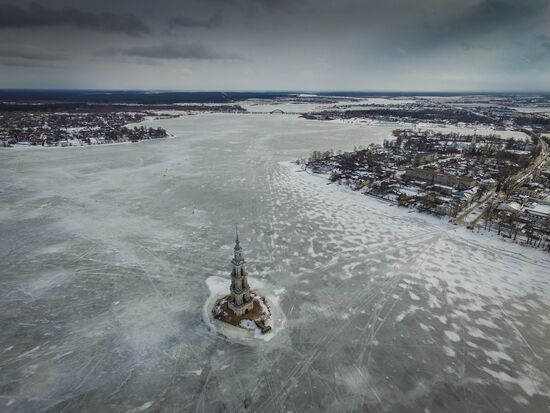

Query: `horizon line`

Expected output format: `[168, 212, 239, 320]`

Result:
[0, 88, 549, 95]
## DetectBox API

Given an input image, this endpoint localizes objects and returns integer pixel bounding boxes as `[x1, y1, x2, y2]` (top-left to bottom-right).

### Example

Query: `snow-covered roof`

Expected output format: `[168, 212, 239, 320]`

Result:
[498, 201, 522, 212]
[524, 203, 550, 217]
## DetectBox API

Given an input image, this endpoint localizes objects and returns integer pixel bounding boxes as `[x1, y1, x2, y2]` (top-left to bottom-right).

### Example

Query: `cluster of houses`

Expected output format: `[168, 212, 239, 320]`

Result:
[487, 169, 550, 248]
[304, 128, 550, 249]
[0, 112, 168, 148]
[306, 130, 530, 213]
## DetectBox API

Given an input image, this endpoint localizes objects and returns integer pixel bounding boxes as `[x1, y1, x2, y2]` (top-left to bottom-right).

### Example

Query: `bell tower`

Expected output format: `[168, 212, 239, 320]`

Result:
[227, 227, 254, 316]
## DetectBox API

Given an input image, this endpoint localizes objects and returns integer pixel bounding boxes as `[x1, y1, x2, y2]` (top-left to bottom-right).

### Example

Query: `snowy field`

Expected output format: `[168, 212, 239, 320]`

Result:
[239, 97, 417, 114]
[1, 112, 550, 412]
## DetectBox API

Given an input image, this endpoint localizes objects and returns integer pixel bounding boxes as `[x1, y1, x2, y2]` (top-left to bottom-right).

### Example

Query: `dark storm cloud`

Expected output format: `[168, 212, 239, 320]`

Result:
[537, 34, 550, 52]
[100, 42, 240, 60]
[170, 11, 222, 28]
[0, 46, 64, 61]
[415, 0, 547, 50]
[204, 0, 304, 12]
[395, 0, 550, 55]
[0, 48, 63, 68]
[0, 45, 66, 67]
[0, 2, 150, 35]
[0, 0, 549, 90]
[0, 59, 61, 68]
[463, 0, 536, 27]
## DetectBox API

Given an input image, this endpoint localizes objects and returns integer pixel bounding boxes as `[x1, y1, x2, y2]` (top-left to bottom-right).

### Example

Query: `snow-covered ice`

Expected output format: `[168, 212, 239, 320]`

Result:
[1, 112, 550, 412]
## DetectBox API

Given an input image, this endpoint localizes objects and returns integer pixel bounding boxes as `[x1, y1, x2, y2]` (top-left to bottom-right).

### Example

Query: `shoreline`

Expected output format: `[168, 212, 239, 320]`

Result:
[281, 160, 550, 257]
[1, 134, 175, 152]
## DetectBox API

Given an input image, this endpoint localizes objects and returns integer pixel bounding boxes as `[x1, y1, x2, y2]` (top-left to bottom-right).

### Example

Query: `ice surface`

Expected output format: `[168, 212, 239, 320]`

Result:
[1, 112, 550, 412]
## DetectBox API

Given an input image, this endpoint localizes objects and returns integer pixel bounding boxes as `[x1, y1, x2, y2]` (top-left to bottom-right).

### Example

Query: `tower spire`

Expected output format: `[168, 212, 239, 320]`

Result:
[234, 225, 242, 251]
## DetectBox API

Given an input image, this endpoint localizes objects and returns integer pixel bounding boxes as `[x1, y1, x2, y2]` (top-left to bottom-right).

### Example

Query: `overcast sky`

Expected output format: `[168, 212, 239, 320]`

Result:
[0, 0, 549, 91]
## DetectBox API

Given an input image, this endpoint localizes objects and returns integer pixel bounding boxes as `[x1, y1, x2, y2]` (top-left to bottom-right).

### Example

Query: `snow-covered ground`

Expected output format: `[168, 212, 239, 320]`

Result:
[240, 99, 331, 113]
[239, 97, 417, 114]
[1, 112, 549, 412]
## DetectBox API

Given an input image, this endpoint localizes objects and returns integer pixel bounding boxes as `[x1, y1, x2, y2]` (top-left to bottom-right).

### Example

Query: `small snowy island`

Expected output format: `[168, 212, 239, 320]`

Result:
[211, 230, 272, 335]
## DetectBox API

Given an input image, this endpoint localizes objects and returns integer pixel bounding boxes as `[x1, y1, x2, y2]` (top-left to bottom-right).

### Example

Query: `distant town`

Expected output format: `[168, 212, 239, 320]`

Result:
[0, 100, 245, 147]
